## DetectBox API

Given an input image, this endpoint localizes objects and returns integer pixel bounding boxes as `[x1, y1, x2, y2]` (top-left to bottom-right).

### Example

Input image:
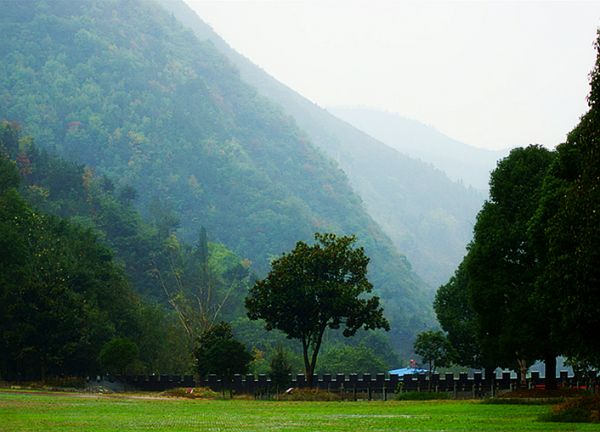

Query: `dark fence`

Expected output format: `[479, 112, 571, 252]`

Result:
[108, 370, 598, 397]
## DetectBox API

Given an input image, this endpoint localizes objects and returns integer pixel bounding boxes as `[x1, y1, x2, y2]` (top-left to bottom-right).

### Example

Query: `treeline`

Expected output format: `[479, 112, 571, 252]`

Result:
[433, 32, 600, 385]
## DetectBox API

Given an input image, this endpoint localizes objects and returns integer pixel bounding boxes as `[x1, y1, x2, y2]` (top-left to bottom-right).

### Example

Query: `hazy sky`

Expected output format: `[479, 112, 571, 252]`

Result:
[183, 1, 600, 151]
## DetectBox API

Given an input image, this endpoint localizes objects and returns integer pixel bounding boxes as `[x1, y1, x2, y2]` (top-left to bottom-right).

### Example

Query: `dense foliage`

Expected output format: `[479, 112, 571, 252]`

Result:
[98, 338, 139, 375]
[317, 344, 388, 376]
[0, 122, 253, 379]
[413, 330, 455, 389]
[435, 31, 600, 381]
[269, 345, 293, 390]
[0, 151, 139, 379]
[468, 145, 556, 380]
[195, 322, 252, 382]
[433, 263, 481, 369]
[529, 32, 600, 366]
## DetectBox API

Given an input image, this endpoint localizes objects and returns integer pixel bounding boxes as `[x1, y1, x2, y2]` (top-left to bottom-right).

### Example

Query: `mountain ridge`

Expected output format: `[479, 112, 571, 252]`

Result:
[329, 106, 508, 191]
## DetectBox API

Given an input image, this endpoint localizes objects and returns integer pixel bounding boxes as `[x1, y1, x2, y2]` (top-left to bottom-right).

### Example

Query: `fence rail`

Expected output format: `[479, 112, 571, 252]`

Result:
[108, 371, 598, 397]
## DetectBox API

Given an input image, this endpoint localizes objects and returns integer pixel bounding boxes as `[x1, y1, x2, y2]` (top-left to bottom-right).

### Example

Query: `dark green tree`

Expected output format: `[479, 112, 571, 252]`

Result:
[0, 159, 141, 379]
[466, 145, 557, 387]
[413, 330, 455, 390]
[99, 338, 139, 375]
[317, 344, 388, 375]
[269, 344, 292, 393]
[245, 233, 389, 386]
[195, 322, 252, 393]
[530, 31, 600, 366]
[434, 262, 482, 370]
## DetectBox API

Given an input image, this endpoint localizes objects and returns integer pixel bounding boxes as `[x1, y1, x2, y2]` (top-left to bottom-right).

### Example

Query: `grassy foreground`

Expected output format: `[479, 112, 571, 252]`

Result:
[0, 390, 598, 431]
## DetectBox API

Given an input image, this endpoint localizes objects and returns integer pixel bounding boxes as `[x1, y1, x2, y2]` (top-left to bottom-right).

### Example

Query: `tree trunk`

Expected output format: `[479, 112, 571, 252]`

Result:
[545, 354, 557, 390]
[517, 359, 528, 388]
[428, 360, 433, 391]
[303, 328, 326, 388]
[301, 337, 313, 387]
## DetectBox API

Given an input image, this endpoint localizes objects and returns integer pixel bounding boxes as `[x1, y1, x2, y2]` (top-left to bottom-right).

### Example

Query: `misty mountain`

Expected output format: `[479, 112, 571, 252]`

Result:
[0, 0, 432, 351]
[157, 0, 485, 287]
[329, 107, 507, 191]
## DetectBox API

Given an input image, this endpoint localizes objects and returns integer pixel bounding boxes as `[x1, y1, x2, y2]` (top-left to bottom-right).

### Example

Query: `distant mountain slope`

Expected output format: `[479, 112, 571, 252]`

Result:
[0, 0, 431, 351]
[158, 0, 485, 286]
[330, 107, 507, 191]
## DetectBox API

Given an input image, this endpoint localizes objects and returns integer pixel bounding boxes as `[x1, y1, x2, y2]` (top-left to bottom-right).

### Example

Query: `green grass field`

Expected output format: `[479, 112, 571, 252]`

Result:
[0, 390, 597, 431]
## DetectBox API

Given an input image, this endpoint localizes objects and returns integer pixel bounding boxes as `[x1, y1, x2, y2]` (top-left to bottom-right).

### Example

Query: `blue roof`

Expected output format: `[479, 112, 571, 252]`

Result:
[388, 367, 428, 376]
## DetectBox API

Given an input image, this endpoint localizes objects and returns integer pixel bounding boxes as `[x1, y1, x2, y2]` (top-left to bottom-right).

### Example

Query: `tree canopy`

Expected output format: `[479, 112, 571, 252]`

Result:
[246, 233, 389, 386]
[195, 322, 252, 382]
[528, 30, 600, 366]
[437, 31, 600, 380]
[466, 146, 555, 371]
[413, 330, 455, 386]
[433, 262, 481, 369]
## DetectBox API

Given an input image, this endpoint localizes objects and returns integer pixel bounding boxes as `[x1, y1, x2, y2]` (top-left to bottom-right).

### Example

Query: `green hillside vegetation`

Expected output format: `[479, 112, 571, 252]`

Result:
[0, 121, 260, 378]
[156, 0, 485, 287]
[0, 137, 183, 379]
[0, 0, 433, 353]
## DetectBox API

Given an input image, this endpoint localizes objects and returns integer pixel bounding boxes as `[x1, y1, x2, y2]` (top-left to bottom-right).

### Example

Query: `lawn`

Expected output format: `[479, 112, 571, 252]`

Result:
[0, 390, 597, 431]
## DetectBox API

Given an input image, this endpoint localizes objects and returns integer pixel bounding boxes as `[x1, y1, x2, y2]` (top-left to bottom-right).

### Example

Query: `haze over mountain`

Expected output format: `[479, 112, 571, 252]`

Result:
[330, 107, 508, 191]
[0, 0, 434, 351]
[158, 0, 485, 287]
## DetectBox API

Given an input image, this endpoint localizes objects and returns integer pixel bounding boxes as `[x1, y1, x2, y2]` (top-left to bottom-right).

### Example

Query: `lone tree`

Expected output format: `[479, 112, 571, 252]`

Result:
[413, 330, 455, 390]
[246, 233, 389, 386]
[195, 321, 252, 396]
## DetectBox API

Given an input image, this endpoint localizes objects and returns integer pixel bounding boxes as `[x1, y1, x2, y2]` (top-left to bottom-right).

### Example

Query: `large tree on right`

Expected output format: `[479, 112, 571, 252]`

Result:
[530, 31, 600, 366]
[466, 145, 557, 386]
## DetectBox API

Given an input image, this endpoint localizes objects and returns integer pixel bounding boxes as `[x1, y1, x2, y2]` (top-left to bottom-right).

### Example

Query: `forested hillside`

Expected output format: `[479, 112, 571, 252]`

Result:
[156, 0, 484, 287]
[0, 0, 432, 352]
[1, 121, 254, 378]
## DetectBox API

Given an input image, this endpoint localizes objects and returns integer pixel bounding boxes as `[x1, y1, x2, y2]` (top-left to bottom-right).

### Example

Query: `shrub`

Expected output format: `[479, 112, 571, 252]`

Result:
[269, 344, 292, 390]
[195, 322, 252, 380]
[544, 395, 600, 423]
[99, 338, 139, 375]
